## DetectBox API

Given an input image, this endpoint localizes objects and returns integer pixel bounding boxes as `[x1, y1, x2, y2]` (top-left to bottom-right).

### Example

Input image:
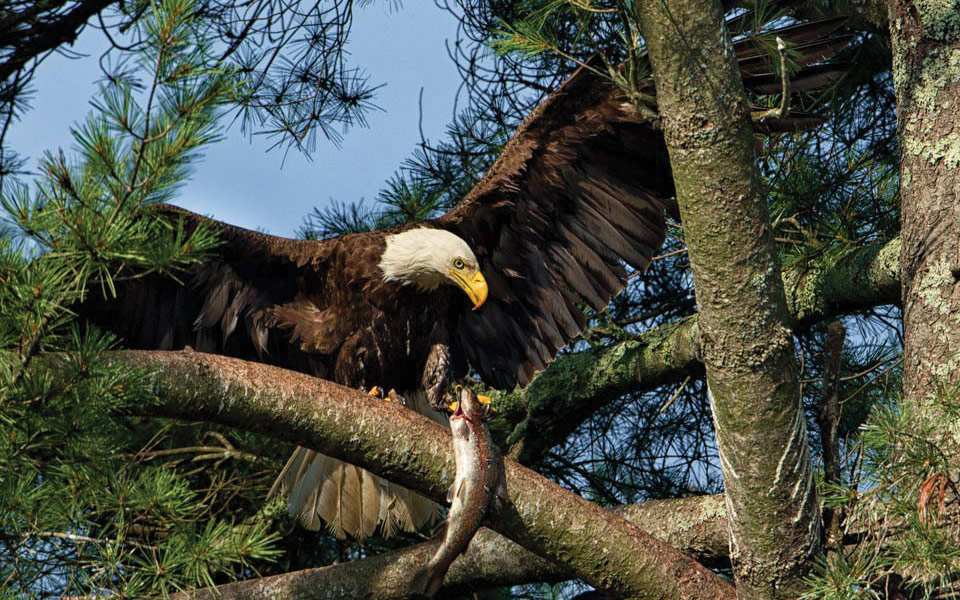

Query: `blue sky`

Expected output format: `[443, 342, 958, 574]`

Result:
[6, 2, 463, 237]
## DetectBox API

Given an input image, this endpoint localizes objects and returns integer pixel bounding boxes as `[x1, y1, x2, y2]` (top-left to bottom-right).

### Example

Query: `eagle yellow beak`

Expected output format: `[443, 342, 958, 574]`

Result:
[451, 269, 488, 310]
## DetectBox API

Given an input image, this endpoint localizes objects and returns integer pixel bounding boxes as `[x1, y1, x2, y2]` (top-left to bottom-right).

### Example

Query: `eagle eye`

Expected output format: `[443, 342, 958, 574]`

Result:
[454, 258, 465, 269]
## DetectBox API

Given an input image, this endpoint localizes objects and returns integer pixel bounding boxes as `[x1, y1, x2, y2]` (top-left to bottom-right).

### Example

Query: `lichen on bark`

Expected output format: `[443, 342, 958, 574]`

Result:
[890, 0, 960, 416]
[635, 1, 821, 597]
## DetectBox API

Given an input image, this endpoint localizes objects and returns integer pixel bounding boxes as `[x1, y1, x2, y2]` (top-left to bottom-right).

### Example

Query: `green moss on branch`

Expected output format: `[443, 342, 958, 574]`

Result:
[496, 237, 901, 466]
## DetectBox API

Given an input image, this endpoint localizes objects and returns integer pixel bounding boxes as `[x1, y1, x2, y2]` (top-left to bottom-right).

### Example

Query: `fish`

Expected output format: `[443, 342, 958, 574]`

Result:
[416, 386, 504, 597]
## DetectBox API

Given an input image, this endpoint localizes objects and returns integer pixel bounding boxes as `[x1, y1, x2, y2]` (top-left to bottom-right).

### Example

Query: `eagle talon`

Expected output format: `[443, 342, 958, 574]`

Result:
[387, 389, 407, 406]
[366, 386, 405, 406]
[477, 394, 493, 416]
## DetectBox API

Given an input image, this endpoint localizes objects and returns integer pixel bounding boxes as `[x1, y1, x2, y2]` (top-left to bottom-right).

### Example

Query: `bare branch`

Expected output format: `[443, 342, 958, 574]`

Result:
[497, 236, 901, 465]
[818, 321, 846, 550]
[0, 0, 118, 84]
[93, 349, 734, 600]
[174, 496, 730, 600]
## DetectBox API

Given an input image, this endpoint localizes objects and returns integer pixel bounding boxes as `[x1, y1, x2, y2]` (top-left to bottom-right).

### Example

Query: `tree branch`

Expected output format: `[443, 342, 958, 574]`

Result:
[0, 0, 118, 84]
[496, 236, 901, 464]
[100, 350, 734, 600]
[175, 495, 729, 600]
[818, 321, 846, 550]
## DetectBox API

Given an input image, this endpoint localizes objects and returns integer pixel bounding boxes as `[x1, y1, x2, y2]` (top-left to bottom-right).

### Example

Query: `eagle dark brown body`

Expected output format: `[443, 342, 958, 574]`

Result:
[93, 219, 466, 393]
[81, 12, 852, 538]
[250, 230, 465, 392]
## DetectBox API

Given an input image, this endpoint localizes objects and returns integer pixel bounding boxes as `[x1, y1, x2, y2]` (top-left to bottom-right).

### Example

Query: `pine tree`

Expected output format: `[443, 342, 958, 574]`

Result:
[3, 0, 959, 598]
[0, 2, 281, 596]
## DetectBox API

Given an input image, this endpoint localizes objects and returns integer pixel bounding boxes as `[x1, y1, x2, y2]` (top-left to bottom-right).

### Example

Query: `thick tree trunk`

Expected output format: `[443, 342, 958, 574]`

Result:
[635, 1, 821, 598]
[890, 1, 960, 418]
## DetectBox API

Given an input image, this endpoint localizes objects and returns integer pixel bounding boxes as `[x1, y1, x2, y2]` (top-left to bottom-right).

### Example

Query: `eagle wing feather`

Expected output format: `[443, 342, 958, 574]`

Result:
[432, 65, 669, 389]
[433, 15, 851, 389]
[85, 204, 342, 363]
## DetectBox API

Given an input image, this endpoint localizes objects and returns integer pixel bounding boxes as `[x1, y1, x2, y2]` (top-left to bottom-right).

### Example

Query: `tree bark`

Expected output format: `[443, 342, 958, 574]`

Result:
[176, 496, 729, 600]
[890, 0, 960, 420]
[105, 350, 734, 600]
[498, 237, 900, 464]
[635, 1, 821, 598]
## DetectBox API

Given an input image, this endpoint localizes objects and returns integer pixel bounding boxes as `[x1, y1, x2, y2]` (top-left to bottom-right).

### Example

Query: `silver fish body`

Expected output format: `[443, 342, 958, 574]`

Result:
[420, 387, 501, 597]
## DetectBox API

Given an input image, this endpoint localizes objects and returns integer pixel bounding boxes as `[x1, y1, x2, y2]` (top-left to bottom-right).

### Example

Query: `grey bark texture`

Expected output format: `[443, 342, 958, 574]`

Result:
[890, 0, 960, 423]
[635, 1, 821, 597]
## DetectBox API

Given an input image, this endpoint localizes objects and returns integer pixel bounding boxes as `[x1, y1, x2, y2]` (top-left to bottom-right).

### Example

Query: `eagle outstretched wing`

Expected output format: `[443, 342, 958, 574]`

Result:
[433, 15, 850, 389]
[83, 205, 346, 374]
[433, 66, 670, 389]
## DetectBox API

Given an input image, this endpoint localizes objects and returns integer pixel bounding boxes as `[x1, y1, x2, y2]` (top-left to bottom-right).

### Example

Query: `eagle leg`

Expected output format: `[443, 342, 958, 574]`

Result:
[422, 342, 453, 410]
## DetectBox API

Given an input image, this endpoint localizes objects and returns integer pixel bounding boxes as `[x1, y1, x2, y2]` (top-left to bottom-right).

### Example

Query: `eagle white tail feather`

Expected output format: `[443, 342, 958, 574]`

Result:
[335, 463, 355, 538]
[275, 452, 440, 538]
[269, 390, 446, 539]
[397, 483, 442, 529]
[359, 467, 383, 538]
[386, 486, 414, 537]
[326, 461, 348, 538]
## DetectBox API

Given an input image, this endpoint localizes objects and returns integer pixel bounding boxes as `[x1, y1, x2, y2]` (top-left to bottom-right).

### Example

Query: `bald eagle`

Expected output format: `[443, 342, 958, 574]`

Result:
[83, 15, 850, 538]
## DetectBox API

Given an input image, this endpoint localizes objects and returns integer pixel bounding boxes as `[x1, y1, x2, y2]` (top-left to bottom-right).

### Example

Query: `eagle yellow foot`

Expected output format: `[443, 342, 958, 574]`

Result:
[366, 386, 407, 406]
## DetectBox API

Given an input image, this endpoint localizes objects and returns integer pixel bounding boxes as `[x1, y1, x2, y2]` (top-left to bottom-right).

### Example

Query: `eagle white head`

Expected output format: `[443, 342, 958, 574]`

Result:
[379, 227, 488, 310]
